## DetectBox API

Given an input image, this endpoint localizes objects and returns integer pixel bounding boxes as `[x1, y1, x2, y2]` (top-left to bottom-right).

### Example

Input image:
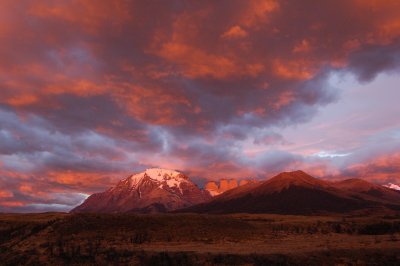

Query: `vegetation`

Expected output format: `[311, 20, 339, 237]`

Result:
[1, 213, 400, 265]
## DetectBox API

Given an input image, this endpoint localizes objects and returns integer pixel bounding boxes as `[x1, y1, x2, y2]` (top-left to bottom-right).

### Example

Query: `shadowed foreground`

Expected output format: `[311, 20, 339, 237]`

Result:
[1, 213, 400, 265]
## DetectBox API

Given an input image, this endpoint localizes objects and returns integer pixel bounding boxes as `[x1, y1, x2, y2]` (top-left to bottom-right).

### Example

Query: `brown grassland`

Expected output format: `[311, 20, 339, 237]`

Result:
[1, 212, 400, 265]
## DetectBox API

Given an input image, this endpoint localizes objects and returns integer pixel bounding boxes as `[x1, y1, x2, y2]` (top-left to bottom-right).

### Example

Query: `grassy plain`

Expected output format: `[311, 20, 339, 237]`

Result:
[1, 212, 400, 265]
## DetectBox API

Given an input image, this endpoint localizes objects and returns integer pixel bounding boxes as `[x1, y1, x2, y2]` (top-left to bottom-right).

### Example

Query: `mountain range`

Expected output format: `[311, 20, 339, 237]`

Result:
[72, 169, 400, 215]
[184, 171, 400, 214]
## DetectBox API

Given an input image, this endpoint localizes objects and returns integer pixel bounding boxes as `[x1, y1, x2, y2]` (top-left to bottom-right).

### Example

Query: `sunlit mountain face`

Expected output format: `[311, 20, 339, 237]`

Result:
[1, 0, 400, 213]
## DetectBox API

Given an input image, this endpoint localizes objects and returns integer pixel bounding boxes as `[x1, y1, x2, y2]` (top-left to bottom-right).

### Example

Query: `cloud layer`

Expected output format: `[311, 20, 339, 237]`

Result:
[1, 0, 400, 211]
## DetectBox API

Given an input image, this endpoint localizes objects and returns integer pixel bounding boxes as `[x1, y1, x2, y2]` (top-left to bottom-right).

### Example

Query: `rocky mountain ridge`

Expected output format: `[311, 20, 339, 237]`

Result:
[183, 171, 400, 214]
[72, 168, 211, 213]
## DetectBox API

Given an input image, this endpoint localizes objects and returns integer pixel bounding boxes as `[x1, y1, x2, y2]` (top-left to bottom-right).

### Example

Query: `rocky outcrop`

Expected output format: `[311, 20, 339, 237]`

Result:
[205, 181, 219, 196]
[205, 178, 256, 196]
[239, 180, 249, 186]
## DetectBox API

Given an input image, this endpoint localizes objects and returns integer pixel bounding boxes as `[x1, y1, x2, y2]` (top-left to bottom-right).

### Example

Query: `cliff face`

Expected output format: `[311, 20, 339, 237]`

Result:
[205, 178, 256, 196]
[239, 180, 249, 186]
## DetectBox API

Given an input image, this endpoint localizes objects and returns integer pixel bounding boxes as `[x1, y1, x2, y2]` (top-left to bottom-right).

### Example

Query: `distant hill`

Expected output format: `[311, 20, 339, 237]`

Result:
[332, 178, 400, 204]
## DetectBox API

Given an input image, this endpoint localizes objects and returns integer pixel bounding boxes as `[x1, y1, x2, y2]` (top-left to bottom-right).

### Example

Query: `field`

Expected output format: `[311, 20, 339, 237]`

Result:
[1, 212, 400, 265]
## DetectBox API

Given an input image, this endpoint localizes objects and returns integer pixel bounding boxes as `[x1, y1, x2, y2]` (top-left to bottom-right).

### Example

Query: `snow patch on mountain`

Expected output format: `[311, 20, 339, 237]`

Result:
[142, 168, 176, 179]
[127, 173, 144, 188]
[384, 183, 400, 191]
[127, 168, 188, 193]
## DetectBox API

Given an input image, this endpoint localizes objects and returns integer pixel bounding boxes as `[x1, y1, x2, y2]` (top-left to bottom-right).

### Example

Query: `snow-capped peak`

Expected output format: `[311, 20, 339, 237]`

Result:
[122, 168, 188, 193]
[384, 183, 400, 191]
[144, 168, 182, 181]
[73, 167, 212, 213]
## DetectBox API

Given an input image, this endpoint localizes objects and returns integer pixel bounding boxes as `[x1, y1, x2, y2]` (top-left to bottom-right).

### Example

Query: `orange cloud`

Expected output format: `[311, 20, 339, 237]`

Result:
[342, 152, 400, 184]
[240, 0, 279, 28]
[29, 0, 131, 34]
[273, 59, 313, 80]
[0, 191, 13, 198]
[293, 39, 311, 53]
[44, 170, 115, 190]
[153, 41, 265, 79]
[19, 185, 34, 193]
[0, 201, 25, 207]
[221, 25, 248, 39]
[272, 91, 296, 110]
[6, 95, 39, 107]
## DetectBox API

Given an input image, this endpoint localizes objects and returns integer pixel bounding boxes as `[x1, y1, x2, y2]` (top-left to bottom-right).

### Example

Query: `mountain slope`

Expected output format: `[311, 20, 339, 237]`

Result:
[183, 171, 400, 214]
[332, 178, 400, 204]
[71, 168, 211, 213]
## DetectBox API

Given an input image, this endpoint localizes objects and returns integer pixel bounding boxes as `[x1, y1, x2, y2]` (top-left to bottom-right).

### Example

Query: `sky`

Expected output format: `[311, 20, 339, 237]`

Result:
[0, 0, 400, 212]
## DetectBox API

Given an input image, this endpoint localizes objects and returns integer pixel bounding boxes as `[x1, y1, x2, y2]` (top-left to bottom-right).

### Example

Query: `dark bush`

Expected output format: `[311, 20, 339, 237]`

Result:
[358, 222, 400, 235]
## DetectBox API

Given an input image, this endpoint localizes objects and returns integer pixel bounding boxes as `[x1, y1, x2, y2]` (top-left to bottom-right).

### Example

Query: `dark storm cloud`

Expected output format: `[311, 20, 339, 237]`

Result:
[348, 42, 400, 82]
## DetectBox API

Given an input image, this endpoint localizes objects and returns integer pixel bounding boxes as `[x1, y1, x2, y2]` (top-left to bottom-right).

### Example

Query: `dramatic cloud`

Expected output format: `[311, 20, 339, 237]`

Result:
[1, 0, 400, 211]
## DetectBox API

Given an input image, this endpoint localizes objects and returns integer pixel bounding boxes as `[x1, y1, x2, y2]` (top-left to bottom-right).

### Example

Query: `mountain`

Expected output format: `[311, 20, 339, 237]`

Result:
[384, 183, 400, 191]
[71, 168, 212, 213]
[182, 170, 400, 215]
[332, 178, 400, 204]
[205, 179, 257, 196]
